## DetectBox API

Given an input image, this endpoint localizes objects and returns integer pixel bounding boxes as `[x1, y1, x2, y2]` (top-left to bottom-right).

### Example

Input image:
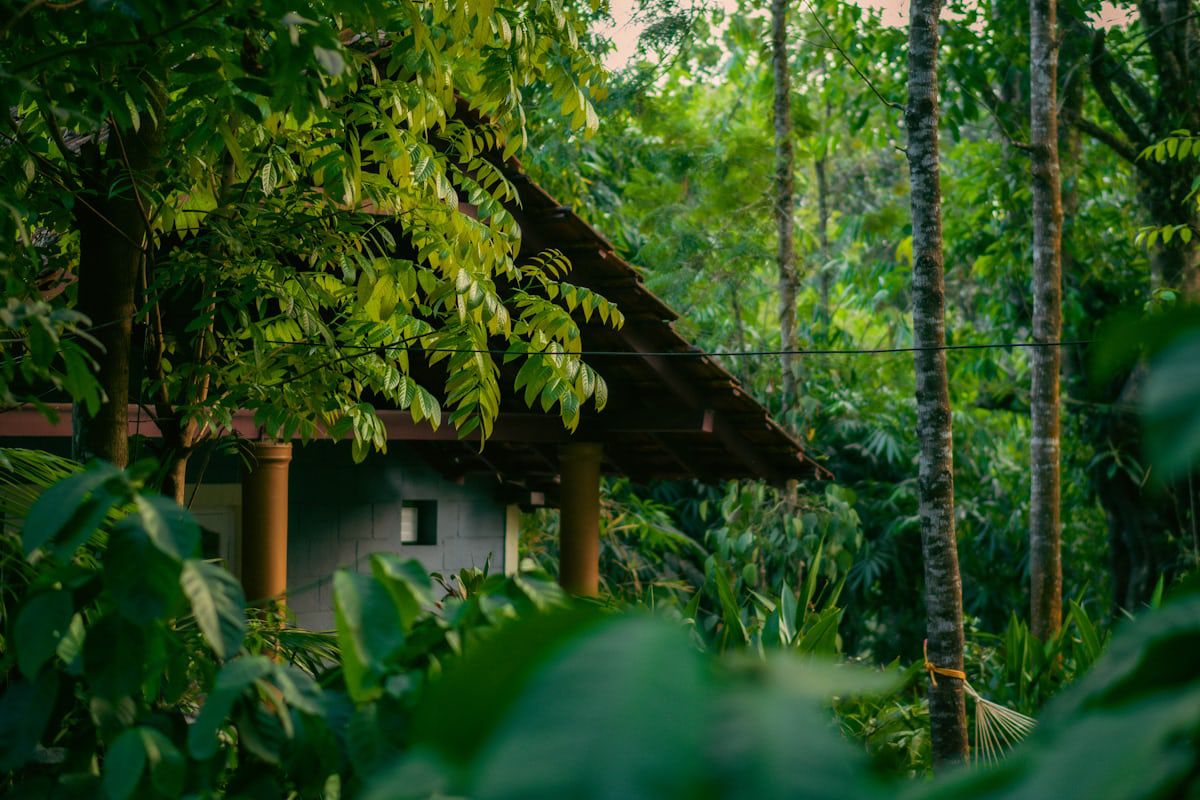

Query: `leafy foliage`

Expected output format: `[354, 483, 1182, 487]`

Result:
[0, 0, 617, 467]
[3, 451, 1200, 797]
[0, 452, 570, 797]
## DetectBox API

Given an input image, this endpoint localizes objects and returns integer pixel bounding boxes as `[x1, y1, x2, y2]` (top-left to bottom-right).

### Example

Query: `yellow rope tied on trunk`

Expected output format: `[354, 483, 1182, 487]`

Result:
[918, 639, 1038, 766]
[923, 639, 966, 688]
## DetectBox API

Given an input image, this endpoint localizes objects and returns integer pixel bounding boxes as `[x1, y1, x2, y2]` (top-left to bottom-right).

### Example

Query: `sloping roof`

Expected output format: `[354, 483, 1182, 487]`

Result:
[404, 156, 826, 494]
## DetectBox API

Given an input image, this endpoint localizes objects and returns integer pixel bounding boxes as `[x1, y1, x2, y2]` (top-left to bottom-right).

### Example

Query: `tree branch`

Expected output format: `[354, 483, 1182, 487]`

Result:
[1098, 52, 1157, 125]
[1089, 30, 1152, 151]
[1074, 116, 1144, 167]
[12, 1, 224, 74]
[951, 75, 1033, 152]
[1136, 0, 1186, 100]
[802, 0, 902, 112]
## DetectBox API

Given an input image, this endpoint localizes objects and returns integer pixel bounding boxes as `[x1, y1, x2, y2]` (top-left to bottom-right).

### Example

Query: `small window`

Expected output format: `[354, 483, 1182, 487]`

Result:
[402, 500, 437, 545]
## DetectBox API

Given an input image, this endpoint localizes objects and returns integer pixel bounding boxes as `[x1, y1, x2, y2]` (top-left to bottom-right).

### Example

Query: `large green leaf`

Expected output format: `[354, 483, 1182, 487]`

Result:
[796, 606, 844, 656]
[188, 656, 274, 760]
[1142, 331, 1200, 479]
[0, 672, 58, 771]
[22, 461, 123, 557]
[104, 526, 183, 624]
[466, 616, 709, 800]
[83, 615, 145, 701]
[707, 558, 748, 647]
[180, 559, 246, 660]
[369, 554, 434, 629]
[712, 659, 886, 800]
[127, 494, 200, 561]
[369, 613, 702, 800]
[102, 728, 148, 800]
[139, 727, 186, 796]
[333, 569, 407, 702]
[14, 590, 73, 679]
[405, 608, 606, 769]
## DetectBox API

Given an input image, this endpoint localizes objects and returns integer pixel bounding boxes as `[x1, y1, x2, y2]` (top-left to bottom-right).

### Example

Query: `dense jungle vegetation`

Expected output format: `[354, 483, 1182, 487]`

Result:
[2, 0, 1199, 796]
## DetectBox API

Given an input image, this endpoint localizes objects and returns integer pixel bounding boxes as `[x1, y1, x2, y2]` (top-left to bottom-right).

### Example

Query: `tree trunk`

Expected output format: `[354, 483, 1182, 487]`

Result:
[1058, 33, 1084, 386]
[73, 167, 144, 468]
[162, 454, 189, 505]
[815, 154, 831, 338]
[771, 0, 798, 406]
[730, 280, 748, 383]
[1029, 0, 1064, 643]
[72, 112, 160, 468]
[905, 0, 970, 767]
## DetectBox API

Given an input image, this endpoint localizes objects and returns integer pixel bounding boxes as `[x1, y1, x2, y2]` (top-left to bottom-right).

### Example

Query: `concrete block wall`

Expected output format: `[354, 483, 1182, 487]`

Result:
[285, 441, 509, 630]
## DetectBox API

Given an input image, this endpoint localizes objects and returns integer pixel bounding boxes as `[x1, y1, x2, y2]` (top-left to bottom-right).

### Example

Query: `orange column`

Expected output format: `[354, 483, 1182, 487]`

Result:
[558, 442, 602, 596]
[240, 440, 292, 607]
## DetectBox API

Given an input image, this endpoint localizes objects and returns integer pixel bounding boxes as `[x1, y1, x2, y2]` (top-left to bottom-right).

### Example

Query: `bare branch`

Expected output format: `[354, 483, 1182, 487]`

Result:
[1074, 116, 1145, 168]
[802, 0, 902, 112]
[950, 75, 1033, 152]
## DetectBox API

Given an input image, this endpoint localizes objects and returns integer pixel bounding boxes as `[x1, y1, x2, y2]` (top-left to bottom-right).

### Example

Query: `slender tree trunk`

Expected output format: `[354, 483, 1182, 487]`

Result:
[1058, 35, 1084, 386]
[771, 0, 798, 406]
[162, 456, 189, 505]
[151, 156, 229, 503]
[72, 109, 160, 467]
[73, 160, 144, 468]
[1029, 0, 1065, 642]
[815, 154, 831, 338]
[905, 0, 969, 767]
[729, 279, 749, 383]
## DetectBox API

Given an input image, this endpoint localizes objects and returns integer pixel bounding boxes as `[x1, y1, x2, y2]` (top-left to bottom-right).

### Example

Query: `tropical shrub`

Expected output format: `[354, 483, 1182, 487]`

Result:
[2, 452, 1200, 798]
[0, 452, 564, 798]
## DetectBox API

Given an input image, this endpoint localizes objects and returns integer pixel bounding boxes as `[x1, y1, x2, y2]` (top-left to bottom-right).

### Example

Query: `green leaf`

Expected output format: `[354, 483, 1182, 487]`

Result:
[0, 672, 59, 771]
[714, 658, 885, 799]
[189, 656, 273, 760]
[83, 615, 146, 700]
[415, 386, 441, 428]
[432, 617, 709, 800]
[15, 591, 74, 679]
[261, 161, 276, 195]
[180, 559, 246, 659]
[1068, 601, 1103, 667]
[23, 461, 123, 556]
[104, 525, 183, 624]
[1142, 331, 1200, 479]
[103, 728, 148, 800]
[802, 539, 825, 612]
[139, 728, 186, 796]
[55, 612, 86, 670]
[707, 558, 748, 646]
[796, 606, 844, 656]
[334, 570, 406, 702]
[369, 554, 434, 629]
[779, 580, 798, 642]
[270, 663, 324, 715]
[128, 494, 200, 560]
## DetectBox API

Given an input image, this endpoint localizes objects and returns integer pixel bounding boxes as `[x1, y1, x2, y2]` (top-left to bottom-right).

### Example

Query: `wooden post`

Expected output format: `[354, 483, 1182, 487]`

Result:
[558, 442, 602, 596]
[241, 440, 292, 607]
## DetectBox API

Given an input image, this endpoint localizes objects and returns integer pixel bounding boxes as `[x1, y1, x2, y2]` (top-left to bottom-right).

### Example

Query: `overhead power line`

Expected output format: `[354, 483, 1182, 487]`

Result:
[3, 314, 1094, 359]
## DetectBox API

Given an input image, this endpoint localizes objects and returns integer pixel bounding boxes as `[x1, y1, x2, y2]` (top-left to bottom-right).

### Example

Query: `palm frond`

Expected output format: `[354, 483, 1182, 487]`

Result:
[0, 447, 81, 520]
[965, 682, 1037, 766]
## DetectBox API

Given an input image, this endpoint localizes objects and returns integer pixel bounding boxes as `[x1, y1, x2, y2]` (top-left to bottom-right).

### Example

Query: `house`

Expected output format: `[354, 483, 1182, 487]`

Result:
[0, 156, 823, 631]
